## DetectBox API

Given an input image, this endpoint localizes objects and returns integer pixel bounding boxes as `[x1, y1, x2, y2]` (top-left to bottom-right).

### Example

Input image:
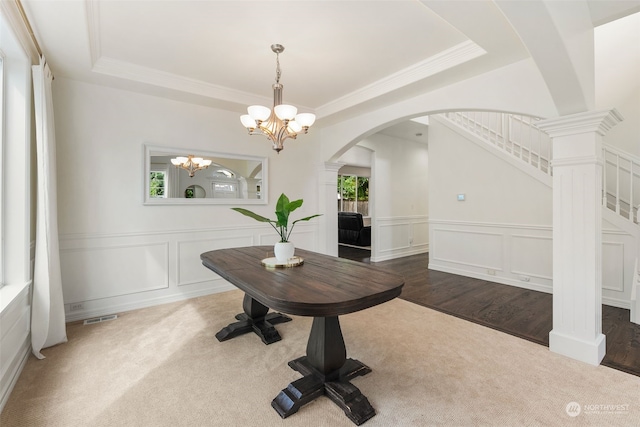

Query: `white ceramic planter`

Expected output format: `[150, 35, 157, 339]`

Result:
[274, 242, 295, 263]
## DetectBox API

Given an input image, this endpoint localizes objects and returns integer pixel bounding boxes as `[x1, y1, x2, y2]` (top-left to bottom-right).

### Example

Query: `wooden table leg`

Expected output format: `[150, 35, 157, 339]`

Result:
[271, 316, 375, 425]
[215, 293, 292, 345]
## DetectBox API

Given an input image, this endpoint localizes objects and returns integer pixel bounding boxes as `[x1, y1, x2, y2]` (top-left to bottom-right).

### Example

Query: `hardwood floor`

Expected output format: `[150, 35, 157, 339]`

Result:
[338, 245, 640, 377]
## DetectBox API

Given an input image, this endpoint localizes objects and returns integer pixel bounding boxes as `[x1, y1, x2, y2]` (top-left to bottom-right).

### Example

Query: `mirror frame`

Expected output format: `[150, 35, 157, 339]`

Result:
[143, 144, 268, 205]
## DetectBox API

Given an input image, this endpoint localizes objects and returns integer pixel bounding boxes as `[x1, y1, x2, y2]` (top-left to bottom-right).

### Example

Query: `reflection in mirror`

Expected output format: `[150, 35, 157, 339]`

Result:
[144, 145, 268, 205]
[185, 185, 206, 198]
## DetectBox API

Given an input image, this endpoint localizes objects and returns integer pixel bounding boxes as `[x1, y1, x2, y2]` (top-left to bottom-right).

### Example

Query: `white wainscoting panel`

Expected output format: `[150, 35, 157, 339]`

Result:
[429, 219, 636, 309]
[371, 216, 429, 262]
[602, 241, 625, 292]
[431, 228, 503, 271]
[430, 220, 553, 295]
[379, 223, 410, 252]
[412, 221, 430, 247]
[510, 234, 553, 281]
[59, 223, 320, 322]
[177, 235, 254, 287]
[61, 242, 170, 302]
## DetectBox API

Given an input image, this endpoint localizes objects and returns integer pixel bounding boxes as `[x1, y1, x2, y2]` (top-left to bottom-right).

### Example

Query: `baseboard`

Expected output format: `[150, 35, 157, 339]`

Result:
[371, 245, 428, 263]
[65, 282, 235, 323]
[429, 262, 631, 310]
[0, 335, 30, 414]
[428, 262, 552, 294]
[602, 296, 631, 310]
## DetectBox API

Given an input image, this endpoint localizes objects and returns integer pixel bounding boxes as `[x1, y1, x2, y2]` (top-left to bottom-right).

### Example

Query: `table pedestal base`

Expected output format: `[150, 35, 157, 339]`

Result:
[215, 294, 292, 345]
[271, 316, 375, 425]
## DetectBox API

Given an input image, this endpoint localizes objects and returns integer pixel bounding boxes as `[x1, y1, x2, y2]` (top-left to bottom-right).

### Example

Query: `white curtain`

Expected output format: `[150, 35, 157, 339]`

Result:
[31, 56, 67, 359]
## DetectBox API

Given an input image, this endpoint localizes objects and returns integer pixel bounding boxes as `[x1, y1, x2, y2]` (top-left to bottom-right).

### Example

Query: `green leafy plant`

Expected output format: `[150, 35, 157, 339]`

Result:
[232, 193, 322, 243]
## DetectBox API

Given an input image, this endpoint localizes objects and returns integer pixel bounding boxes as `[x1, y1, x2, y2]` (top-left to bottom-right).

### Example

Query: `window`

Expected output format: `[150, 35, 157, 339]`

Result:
[337, 174, 369, 216]
[0, 6, 34, 296]
[149, 171, 166, 198]
[149, 162, 169, 198]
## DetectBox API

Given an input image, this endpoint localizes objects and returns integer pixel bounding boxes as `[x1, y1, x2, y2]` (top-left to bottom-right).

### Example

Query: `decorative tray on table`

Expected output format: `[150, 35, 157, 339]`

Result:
[261, 256, 304, 268]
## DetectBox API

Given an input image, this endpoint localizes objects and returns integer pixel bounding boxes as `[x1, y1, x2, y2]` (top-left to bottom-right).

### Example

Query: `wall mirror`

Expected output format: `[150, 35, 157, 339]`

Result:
[143, 144, 268, 205]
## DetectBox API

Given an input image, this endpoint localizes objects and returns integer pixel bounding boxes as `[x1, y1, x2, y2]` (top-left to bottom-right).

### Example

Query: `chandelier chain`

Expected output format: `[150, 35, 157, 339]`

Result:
[275, 52, 281, 84]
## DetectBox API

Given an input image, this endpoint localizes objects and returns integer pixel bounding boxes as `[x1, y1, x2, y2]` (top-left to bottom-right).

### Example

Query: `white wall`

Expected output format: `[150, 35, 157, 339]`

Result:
[428, 117, 636, 308]
[357, 134, 429, 261]
[428, 117, 553, 291]
[428, 120, 552, 226]
[595, 12, 640, 158]
[53, 78, 323, 321]
[321, 58, 558, 163]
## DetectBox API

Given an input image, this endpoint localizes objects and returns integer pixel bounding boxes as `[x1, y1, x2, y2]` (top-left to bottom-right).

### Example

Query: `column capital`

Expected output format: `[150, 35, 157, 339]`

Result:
[323, 162, 345, 173]
[537, 109, 623, 138]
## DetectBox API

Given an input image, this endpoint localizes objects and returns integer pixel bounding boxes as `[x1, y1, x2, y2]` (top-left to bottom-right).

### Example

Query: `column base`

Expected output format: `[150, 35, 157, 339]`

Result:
[549, 330, 606, 366]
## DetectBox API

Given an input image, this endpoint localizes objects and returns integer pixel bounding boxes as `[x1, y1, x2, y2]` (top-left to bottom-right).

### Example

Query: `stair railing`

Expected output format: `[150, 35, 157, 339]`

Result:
[602, 145, 640, 224]
[444, 111, 640, 226]
[444, 111, 552, 175]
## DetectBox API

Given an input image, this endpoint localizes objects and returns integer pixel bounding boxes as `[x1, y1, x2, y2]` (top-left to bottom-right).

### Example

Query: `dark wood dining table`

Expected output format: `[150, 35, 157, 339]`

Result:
[201, 245, 404, 425]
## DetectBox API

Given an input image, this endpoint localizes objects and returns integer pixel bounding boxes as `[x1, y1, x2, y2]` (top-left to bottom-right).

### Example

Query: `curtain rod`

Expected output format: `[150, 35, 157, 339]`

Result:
[15, 0, 43, 57]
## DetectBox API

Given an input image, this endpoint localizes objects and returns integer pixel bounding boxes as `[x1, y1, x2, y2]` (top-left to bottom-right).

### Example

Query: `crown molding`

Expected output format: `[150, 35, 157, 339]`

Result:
[91, 56, 273, 108]
[315, 40, 486, 118]
[85, 1, 273, 108]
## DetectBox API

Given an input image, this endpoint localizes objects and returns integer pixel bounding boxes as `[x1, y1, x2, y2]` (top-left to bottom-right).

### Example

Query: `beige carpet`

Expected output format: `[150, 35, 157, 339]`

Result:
[2, 290, 639, 426]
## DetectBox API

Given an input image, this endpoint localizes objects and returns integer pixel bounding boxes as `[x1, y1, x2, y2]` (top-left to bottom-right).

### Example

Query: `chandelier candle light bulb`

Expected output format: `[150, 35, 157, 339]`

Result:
[240, 44, 316, 153]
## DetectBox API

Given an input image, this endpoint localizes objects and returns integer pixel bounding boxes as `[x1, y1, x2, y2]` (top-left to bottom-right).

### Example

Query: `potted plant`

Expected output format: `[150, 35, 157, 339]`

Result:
[231, 193, 321, 262]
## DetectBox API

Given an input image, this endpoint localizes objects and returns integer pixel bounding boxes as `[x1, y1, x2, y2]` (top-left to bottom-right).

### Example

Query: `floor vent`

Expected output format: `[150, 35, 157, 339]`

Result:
[83, 314, 118, 325]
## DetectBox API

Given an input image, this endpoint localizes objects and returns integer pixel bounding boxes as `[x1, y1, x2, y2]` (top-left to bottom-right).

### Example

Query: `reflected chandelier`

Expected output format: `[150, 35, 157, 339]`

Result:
[240, 44, 316, 153]
[171, 155, 212, 177]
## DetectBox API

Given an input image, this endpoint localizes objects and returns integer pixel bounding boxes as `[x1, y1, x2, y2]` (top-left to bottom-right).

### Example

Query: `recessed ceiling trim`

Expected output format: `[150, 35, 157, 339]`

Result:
[85, 0, 483, 118]
[316, 40, 487, 118]
[92, 56, 274, 108]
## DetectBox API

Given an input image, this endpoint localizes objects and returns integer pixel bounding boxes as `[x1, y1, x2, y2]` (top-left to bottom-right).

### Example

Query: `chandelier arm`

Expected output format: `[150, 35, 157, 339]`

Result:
[275, 126, 297, 144]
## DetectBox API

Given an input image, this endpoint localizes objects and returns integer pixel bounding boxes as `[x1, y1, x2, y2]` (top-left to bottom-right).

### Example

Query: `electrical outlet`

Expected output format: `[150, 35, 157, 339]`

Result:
[69, 302, 84, 312]
[519, 276, 531, 282]
[487, 269, 496, 276]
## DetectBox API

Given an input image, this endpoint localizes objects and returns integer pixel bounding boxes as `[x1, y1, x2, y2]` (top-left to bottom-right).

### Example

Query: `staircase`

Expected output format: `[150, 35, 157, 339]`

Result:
[442, 111, 640, 322]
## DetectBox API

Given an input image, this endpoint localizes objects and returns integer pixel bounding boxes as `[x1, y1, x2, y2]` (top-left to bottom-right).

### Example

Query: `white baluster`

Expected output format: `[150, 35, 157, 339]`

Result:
[602, 148, 608, 207]
[518, 115, 523, 159]
[630, 161, 634, 221]
[528, 116, 533, 166]
[537, 122, 543, 172]
[616, 154, 621, 214]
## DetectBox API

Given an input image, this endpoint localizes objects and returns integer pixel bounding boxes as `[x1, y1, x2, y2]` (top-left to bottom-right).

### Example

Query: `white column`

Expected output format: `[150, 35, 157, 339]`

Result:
[318, 162, 343, 256]
[538, 109, 622, 365]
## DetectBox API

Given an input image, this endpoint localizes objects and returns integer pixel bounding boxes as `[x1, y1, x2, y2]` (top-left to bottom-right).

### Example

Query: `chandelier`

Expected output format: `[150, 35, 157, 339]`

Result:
[240, 44, 316, 153]
[171, 155, 212, 177]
